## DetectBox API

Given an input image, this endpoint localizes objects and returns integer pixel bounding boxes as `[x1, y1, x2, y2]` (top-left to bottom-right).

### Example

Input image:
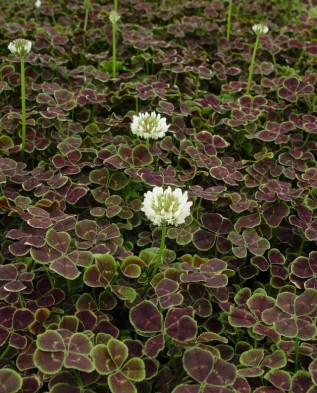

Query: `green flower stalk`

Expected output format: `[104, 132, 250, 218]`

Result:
[8, 39, 32, 158]
[226, 0, 233, 41]
[83, 0, 91, 36]
[246, 23, 269, 95]
[141, 187, 192, 281]
[109, 10, 120, 78]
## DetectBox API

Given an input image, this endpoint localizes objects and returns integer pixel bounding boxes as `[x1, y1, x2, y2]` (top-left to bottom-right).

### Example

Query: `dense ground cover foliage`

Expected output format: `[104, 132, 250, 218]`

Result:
[0, 0, 317, 392]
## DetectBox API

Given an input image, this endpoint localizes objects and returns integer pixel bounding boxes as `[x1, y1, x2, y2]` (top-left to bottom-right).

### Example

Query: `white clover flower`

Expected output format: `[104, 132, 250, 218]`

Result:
[252, 23, 269, 35]
[131, 111, 170, 140]
[142, 186, 192, 227]
[8, 39, 32, 56]
[35, 0, 41, 8]
[109, 10, 120, 24]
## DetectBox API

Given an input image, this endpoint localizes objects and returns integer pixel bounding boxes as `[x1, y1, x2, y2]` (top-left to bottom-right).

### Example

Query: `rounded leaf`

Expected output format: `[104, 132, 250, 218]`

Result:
[183, 347, 213, 383]
[121, 357, 145, 381]
[0, 368, 22, 393]
[130, 301, 163, 334]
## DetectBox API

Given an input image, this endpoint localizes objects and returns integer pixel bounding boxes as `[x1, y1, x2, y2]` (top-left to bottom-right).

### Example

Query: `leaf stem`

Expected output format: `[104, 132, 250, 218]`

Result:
[20, 56, 26, 159]
[294, 335, 299, 372]
[17, 292, 24, 308]
[246, 34, 260, 95]
[83, 4, 90, 34]
[226, 0, 233, 41]
[151, 221, 167, 279]
[43, 264, 55, 289]
[112, 21, 117, 78]
[298, 238, 305, 256]
[0, 344, 11, 361]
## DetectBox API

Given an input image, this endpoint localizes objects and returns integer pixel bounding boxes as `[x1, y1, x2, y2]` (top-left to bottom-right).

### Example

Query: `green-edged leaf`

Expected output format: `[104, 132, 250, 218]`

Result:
[108, 371, 136, 393]
[108, 338, 128, 368]
[50, 257, 80, 280]
[34, 350, 64, 374]
[91, 344, 116, 375]
[264, 369, 291, 391]
[183, 347, 213, 383]
[130, 301, 163, 334]
[261, 350, 287, 369]
[0, 368, 22, 393]
[46, 228, 70, 253]
[37, 331, 65, 351]
[240, 349, 264, 367]
[121, 357, 145, 381]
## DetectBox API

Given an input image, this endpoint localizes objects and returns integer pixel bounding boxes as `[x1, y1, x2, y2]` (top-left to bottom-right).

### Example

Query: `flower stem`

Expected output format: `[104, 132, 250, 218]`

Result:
[151, 221, 167, 279]
[0, 344, 11, 361]
[246, 34, 260, 95]
[43, 264, 55, 289]
[112, 22, 117, 78]
[294, 335, 299, 372]
[18, 292, 24, 308]
[114, 0, 118, 12]
[20, 56, 26, 159]
[226, 0, 233, 41]
[83, 4, 90, 34]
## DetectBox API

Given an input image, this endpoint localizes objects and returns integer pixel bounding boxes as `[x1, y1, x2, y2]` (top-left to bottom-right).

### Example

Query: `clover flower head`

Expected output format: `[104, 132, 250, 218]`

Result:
[131, 111, 170, 140]
[35, 0, 41, 8]
[109, 10, 120, 24]
[8, 39, 32, 56]
[252, 23, 269, 35]
[141, 186, 192, 227]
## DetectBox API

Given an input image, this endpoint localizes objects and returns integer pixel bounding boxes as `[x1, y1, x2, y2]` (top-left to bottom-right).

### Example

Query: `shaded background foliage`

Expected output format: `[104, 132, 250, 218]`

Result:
[0, 0, 317, 392]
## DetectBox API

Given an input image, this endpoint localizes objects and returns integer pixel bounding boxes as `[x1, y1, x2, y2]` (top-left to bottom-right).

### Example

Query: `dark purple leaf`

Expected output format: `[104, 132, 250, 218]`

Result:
[206, 358, 236, 386]
[265, 370, 291, 391]
[0, 368, 22, 393]
[130, 301, 163, 334]
[228, 307, 257, 327]
[121, 357, 145, 381]
[108, 372, 136, 393]
[183, 347, 213, 383]
[165, 315, 197, 342]
[143, 334, 164, 358]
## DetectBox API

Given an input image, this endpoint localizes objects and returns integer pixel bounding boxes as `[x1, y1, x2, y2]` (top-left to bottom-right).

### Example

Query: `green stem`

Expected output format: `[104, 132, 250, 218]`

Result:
[17, 292, 24, 308]
[83, 5, 89, 34]
[145, 59, 149, 75]
[43, 265, 55, 289]
[67, 279, 72, 296]
[51, 13, 57, 26]
[298, 238, 305, 256]
[226, 0, 233, 41]
[303, 132, 310, 147]
[165, 335, 177, 374]
[151, 221, 167, 279]
[112, 22, 117, 78]
[173, 72, 178, 86]
[195, 79, 199, 99]
[246, 34, 260, 95]
[197, 197, 202, 211]
[0, 344, 11, 361]
[135, 96, 139, 114]
[20, 56, 26, 159]
[294, 335, 299, 372]
[114, 0, 118, 11]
